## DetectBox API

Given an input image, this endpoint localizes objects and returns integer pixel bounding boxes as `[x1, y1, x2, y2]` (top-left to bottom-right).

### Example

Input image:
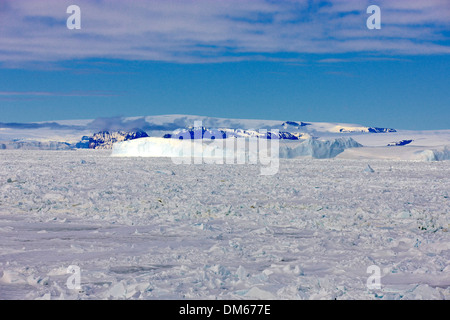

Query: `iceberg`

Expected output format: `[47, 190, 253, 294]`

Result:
[279, 137, 363, 159]
[111, 136, 362, 160]
[414, 146, 450, 161]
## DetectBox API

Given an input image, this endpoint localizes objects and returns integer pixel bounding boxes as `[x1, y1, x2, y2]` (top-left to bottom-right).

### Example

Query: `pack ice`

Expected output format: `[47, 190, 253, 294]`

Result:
[0, 115, 449, 300]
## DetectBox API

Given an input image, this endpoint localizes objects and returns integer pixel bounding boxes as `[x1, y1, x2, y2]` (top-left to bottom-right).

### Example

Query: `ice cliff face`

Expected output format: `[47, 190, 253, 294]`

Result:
[0, 141, 72, 150]
[279, 137, 363, 159]
[415, 146, 450, 161]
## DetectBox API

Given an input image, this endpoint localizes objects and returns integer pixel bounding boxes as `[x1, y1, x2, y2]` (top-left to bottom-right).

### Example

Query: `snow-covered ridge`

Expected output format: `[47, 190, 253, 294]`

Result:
[0, 114, 397, 140]
[163, 127, 309, 140]
[336, 126, 396, 133]
[79, 130, 149, 150]
[387, 139, 413, 147]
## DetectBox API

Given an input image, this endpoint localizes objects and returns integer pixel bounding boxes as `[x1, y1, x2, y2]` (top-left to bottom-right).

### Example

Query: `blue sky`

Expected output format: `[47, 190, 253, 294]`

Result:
[0, 0, 449, 129]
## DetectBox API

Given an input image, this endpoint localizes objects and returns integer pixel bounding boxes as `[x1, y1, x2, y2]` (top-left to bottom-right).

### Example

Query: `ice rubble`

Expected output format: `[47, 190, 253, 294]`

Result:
[111, 136, 362, 159]
[0, 150, 449, 300]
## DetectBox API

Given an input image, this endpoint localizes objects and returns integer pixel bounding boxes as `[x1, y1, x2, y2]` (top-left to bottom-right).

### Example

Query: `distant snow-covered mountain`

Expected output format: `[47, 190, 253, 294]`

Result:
[80, 130, 149, 149]
[162, 126, 309, 140]
[0, 114, 449, 161]
[0, 114, 398, 137]
[387, 139, 413, 147]
[0, 114, 397, 148]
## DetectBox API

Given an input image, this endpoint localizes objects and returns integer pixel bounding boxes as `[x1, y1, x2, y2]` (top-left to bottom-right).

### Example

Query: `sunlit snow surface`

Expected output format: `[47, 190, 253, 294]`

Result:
[0, 150, 449, 300]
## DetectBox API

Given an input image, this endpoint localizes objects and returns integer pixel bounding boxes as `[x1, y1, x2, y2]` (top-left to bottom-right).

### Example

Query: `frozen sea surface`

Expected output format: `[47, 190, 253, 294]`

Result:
[0, 150, 448, 300]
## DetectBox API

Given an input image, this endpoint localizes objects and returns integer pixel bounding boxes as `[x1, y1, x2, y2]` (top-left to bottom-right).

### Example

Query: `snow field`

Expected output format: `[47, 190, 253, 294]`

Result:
[0, 150, 449, 299]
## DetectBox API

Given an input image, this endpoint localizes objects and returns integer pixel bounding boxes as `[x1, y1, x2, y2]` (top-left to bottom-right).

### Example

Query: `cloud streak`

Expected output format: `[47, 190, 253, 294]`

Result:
[0, 90, 122, 97]
[0, 0, 449, 67]
[0, 90, 123, 103]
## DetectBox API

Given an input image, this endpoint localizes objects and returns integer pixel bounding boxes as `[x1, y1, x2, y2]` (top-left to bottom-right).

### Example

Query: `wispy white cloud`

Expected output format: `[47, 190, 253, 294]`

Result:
[0, 91, 122, 100]
[0, 90, 121, 96]
[0, 0, 448, 67]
